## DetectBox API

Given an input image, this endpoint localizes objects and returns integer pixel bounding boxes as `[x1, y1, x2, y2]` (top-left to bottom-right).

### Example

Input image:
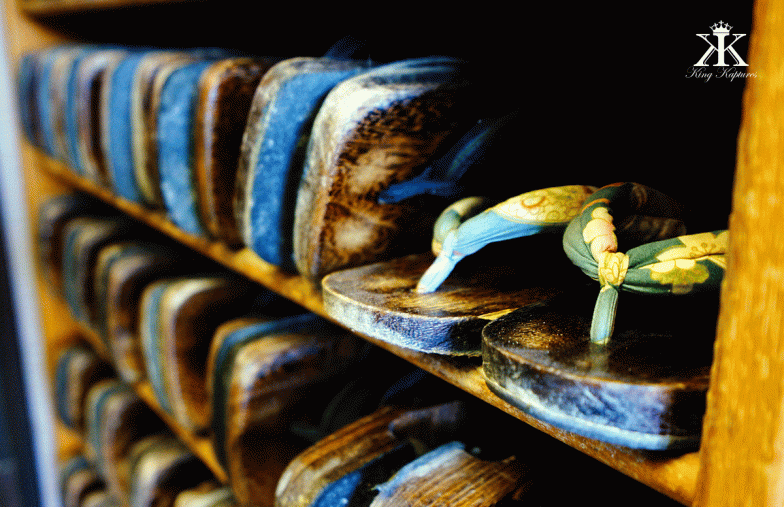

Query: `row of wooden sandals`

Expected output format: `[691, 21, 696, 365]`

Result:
[43, 192, 546, 507]
[20, 39, 521, 280]
[45, 191, 691, 507]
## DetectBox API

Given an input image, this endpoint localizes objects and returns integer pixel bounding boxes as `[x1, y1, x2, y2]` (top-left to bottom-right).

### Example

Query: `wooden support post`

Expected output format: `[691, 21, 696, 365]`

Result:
[695, 0, 784, 504]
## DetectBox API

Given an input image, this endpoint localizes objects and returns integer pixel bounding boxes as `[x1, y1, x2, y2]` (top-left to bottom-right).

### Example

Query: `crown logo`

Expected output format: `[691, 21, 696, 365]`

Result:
[711, 21, 732, 34]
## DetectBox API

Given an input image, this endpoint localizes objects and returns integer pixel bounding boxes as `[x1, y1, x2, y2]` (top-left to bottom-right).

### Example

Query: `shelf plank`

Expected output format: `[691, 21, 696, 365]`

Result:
[34, 149, 698, 506]
[18, 0, 198, 16]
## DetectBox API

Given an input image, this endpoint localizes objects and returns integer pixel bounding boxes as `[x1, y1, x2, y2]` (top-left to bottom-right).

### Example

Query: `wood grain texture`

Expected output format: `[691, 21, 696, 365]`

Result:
[482, 289, 717, 450]
[35, 153, 701, 505]
[54, 343, 114, 432]
[322, 251, 566, 356]
[127, 435, 215, 507]
[37, 192, 109, 295]
[275, 406, 415, 507]
[84, 379, 168, 501]
[292, 57, 476, 279]
[75, 49, 129, 186]
[217, 321, 364, 506]
[98, 242, 189, 383]
[61, 216, 137, 327]
[694, 0, 784, 504]
[60, 455, 105, 507]
[234, 57, 370, 268]
[193, 57, 271, 246]
[141, 275, 263, 433]
[369, 441, 524, 507]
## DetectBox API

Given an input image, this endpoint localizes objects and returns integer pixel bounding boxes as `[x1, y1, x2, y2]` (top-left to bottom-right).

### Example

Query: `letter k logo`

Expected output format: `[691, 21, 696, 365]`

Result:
[695, 31, 748, 67]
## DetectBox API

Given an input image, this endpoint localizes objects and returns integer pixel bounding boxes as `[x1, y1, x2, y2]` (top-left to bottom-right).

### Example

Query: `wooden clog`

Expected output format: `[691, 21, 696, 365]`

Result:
[37, 193, 110, 295]
[60, 216, 138, 328]
[60, 455, 105, 507]
[131, 50, 226, 208]
[84, 379, 168, 498]
[49, 45, 92, 163]
[139, 275, 280, 433]
[102, 49, 158, 203]
[127, 436, 215, 507]
[481, 288, 719, 450]
[34, 45, 74, 158]
[190, 57, 274, 243]
[322, 250, 566, 356]
[174, 483, 237, 507]
[234, 57, 371, 267]
[81, 489, 122, 507]
[54, 343, 114, 433]
[275, 406, 418, 507]
[18, 51, 39, 147]
[74, 48, 131, 185]
[206, 315, 364, 506]
[369, 441, 526, 507]
[292, 56, 481, 279]
[95, 241, 196, 383]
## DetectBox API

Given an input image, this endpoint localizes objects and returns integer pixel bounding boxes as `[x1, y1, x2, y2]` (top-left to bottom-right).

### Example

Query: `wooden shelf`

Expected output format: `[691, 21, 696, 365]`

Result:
[33, 148, 699, 506]
[17, 0, 197, 16]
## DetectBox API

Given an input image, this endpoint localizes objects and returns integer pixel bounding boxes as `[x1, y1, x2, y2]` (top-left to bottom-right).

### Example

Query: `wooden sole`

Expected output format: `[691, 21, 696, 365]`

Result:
[322, 252, 564, 355]
[481, 289, 717, 450]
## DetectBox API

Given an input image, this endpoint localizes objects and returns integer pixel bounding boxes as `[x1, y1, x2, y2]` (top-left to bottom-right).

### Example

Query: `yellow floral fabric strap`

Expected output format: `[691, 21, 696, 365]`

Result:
[563, 182, 728, 344]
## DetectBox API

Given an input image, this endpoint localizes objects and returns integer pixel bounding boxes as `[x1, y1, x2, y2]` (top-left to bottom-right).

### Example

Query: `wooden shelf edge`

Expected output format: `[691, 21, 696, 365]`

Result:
[18, 0, 198, 16]
[33, 150, 698, 506]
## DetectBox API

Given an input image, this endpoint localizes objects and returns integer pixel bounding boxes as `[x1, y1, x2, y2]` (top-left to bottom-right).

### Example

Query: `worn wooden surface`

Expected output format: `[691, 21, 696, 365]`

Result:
[292, 57, 477, 279]
[193, 57, 271, 246]
[143, 275, 261, 433]
[234, 57, 369, 269]
[99, 242, 187, 383]
[36, 154, 702, 505]
[323, 252, 565, 356]
[482, 290, 717, 450]
[694, 0, 784, 504]
[54, 343, 113, 432]
[127, 435, 214, 507]
[60, 455, 105, 507]
[275, 406, 415, 507]
[84, 378, 168, 500]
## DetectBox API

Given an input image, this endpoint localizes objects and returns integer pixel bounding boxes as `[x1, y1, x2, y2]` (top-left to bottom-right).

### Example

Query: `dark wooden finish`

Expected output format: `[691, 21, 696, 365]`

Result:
[173, 482, 236, 507]
[127, 435, 215, 507]
[322, 252, 564, 356]
[75, 49, 129, 186]
[482, 289, 718, 450]
[369, 441, 525, 507]
[37, 193, 109, 295]
[95, 241, 190, 383]
[208, 316, 364, 506]
[33, 155, 702, 505]
[140, 275, 265, 433]
[54, 343, 114, 432]
[130, 51, 195, 208]
[83, 378, 168, 499]
[60, 455, 105, 507]
[275, 406, 416, 507]
[193, 57, 271, 246]
[292, 57, 477, 279]
[61, 216, 137, 327]
[81, 490, 122, 507]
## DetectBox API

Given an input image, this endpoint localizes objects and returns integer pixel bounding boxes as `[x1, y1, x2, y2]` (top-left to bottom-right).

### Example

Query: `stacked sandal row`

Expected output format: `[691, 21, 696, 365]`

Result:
[20, 40, 520, 279]
[43, 192, 539, 506]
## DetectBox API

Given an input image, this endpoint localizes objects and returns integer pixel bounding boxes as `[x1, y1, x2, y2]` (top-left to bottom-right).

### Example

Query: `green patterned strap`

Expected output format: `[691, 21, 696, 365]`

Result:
[416, 185, 597, 293]
[563, 182, 728, 344]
